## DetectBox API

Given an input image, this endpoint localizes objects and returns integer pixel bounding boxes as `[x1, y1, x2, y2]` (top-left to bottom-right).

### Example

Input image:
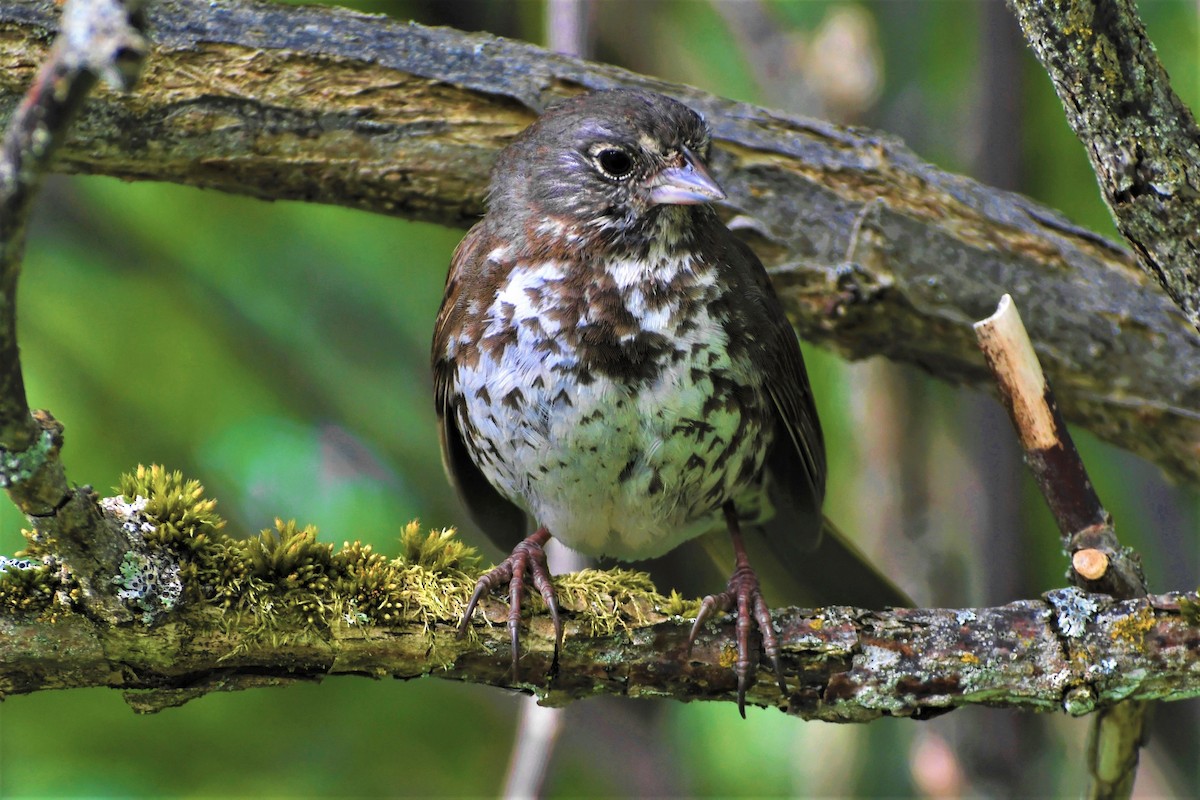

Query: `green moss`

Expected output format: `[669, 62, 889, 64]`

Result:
[396, 520, 479, 573]
[0, 555, 63, 613]
[243, 520, 332, 589]
[4, 465, 683, 651]
[553, 568, 664, 637]
[119, 464, 224, 550]
[183, 539, 246, 606]
[213, 519, 335, 628]
[331, 541, 395, 624]
[662, 589, 702, 619]
[1179, 594, 1200, 627]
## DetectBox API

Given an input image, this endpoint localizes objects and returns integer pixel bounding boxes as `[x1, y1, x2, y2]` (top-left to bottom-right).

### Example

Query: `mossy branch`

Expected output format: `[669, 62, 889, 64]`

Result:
[0, 0, 1198, 488]
[0, 466, 1199, 719]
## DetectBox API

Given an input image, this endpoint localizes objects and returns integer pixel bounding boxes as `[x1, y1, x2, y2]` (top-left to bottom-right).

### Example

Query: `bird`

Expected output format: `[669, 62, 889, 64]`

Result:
[432, 88, 907, 715]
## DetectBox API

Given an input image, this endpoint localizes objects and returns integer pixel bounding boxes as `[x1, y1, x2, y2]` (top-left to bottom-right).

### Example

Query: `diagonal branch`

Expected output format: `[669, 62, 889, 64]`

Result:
[0, 0, 1198, 487]
[976, 296, 1149, 799]
[1007, 0, 1200, 331]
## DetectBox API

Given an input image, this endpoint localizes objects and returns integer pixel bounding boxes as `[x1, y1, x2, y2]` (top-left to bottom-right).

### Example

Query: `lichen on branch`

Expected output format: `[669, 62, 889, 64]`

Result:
[1, 465, 1199, 719]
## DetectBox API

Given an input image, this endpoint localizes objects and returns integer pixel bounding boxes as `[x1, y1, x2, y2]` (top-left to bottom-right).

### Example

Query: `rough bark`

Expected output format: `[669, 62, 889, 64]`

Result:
[1008, 0, 1200, 332]
[2, 585, 1199, 720]
[0, 0, 1197, 487]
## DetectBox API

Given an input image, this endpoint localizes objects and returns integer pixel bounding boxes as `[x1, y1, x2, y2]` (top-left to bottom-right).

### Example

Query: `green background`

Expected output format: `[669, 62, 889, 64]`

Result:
[1, 0, 1198, 796]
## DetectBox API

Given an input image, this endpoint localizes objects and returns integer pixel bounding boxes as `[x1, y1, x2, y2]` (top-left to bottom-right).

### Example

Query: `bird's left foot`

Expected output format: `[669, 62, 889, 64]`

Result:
[688, 562, 787, 717]
[688, 504, 788, 717]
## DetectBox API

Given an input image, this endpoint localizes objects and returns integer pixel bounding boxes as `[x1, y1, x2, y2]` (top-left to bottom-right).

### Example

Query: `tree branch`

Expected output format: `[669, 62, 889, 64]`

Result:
[975, 296, 1146, 601]
[975, 295, 1149, 799]
[1, 465, 1191, 723]
[1007, 0, 1200, 331]
[0, 0, 149, 622]
[1, 0, 1198, 487]
[3, 554, 1200, 720]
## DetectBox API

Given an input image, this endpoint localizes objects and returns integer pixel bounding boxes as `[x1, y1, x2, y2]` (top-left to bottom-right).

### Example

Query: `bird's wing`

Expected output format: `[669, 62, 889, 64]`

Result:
[431, 224, 528, 552]
[721, 233, 825, 529]
[725, 234, 911, 608]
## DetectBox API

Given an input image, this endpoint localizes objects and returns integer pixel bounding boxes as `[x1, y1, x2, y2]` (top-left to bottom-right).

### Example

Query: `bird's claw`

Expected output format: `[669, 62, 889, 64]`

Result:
[458, 528, 562, 683]
[687, 562, 787, 717]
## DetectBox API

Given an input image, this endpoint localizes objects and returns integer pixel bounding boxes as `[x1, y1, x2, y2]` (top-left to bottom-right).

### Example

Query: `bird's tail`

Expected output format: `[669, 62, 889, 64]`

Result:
[702, 515, 914, 610]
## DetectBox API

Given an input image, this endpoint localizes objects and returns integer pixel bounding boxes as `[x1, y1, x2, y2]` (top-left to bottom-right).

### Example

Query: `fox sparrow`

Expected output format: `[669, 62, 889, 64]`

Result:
[433, 89, 902, 714]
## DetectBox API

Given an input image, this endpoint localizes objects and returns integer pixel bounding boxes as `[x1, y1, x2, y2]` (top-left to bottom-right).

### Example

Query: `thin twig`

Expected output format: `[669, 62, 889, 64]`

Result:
[974, 294, 1149, 800]
[0, 0, 148, 616]
[974, 295, 1146, 598]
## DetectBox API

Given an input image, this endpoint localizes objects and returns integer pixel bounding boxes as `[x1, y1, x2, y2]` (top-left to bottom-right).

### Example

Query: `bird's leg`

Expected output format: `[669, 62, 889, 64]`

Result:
[458, 526, 563, 682]
[688, 503, 788, 717]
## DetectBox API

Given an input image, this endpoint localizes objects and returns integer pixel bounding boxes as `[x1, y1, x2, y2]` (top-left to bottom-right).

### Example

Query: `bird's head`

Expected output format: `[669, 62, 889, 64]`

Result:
[488, 89, 725, 249]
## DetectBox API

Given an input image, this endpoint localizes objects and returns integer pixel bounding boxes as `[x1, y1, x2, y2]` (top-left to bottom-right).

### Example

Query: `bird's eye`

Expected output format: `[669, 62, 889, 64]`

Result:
[593, 147, 635, 180]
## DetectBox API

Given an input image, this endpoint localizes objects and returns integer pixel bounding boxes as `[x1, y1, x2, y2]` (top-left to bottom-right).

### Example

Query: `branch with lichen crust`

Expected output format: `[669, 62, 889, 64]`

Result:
[0, 0, 1198, 489]
[1, 466, 1199, 719]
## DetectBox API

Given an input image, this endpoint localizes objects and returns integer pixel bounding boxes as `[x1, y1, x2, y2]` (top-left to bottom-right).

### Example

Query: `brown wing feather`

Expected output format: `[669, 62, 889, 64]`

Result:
[724, 234, 911, 607]
[721, 234, 825, 528]
[432, 225, 527, 551]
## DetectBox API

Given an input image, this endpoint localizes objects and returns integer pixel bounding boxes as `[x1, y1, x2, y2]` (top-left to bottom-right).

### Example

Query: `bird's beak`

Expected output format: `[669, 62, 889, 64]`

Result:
[646, 148, 726, 206]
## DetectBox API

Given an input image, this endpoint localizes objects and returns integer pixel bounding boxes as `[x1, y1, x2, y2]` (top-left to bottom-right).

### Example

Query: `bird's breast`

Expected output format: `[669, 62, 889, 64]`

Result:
[450, 255, 772, 560]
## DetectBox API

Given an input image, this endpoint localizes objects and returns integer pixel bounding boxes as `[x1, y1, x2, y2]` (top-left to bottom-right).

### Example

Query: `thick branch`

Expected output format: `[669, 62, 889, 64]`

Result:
[1008, 0, 1200, 331]
[4, 470, 1192, 722]
[2, 583, 1199, 720]
[0, 0, 1198, 486]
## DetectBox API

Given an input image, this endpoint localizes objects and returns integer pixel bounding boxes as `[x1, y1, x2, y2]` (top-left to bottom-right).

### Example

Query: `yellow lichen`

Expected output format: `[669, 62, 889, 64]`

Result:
[1109, 604, 1155, 646]
[718, 643, 738, 669]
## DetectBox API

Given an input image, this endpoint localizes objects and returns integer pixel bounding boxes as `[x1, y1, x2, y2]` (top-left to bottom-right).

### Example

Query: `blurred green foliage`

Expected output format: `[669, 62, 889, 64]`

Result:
[1, 0, 1198, 797]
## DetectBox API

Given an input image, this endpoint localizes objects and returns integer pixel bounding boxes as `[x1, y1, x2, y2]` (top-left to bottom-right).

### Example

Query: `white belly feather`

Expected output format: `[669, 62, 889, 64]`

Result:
[452, 255, 769, 560]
